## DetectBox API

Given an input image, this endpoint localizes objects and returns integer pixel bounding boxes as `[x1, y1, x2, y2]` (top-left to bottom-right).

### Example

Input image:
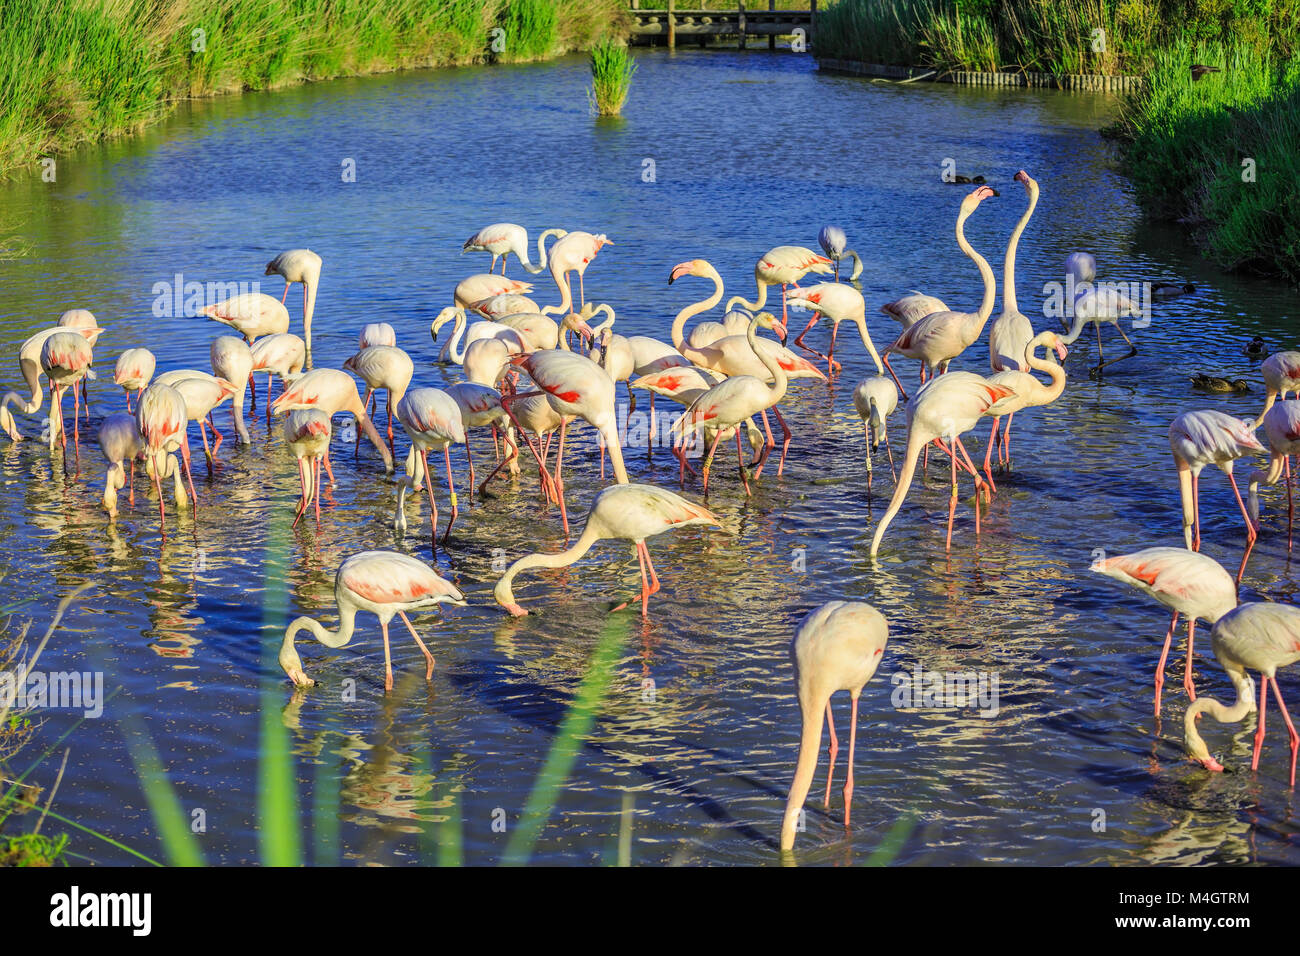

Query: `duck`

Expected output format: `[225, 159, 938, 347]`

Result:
[1151, 282, 1196, 299]
[949, 174, 986, 185]
[1191, 373, 1250, 394]
[1190, 64, 1221, 81]
[1244, 336, 1268, 359]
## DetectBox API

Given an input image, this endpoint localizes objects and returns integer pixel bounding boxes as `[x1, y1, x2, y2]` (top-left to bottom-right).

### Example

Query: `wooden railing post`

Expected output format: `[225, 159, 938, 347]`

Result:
[667, 0, 675, 50]
[738, 0, 746, 50]
[769, 0, 776, 50]
[809, 0, 817, 48]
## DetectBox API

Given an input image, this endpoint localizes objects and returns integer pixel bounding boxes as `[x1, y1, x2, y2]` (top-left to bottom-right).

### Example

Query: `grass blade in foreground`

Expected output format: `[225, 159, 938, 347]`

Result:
[260, 510, 302, 866]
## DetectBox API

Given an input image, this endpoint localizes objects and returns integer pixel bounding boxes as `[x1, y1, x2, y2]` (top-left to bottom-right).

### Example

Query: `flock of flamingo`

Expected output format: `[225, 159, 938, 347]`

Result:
[5, 168, 1300, 854]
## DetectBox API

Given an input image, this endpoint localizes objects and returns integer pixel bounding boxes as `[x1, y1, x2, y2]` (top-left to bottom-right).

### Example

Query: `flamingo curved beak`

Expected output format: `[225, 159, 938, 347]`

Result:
[1199, 756, 1225, 773]
[501, 602, 529, 618]
[1055, 341, 1068, 361]
[668, 261, 695, 285]
[1014, 169, 1030, 185]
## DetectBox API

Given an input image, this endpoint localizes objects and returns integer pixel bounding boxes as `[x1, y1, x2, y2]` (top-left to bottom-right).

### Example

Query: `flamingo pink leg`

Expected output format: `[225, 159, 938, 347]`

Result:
[1184, 618, 1198, 701]
[399, 610, 435, 680]
[823, 702, 838, 809]
[843, 690, 859, 828]
[441, 445, 458, 547]
[1253, 674, 1268, 770]
[1270, 677, 1299, 787]
[380, 618, 394, 692]
[1154, 610, 1179, 715]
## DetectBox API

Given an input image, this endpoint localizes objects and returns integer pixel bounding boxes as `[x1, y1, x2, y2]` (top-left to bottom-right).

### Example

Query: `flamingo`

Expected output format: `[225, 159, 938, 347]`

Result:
[493, 483, 718, 617]
[432, 306, 528, 364]
[493, 311, 562, 351]
[629, 365, 760, 482]
[200, 291, 290, 344]
[671, 309, 792, 496]
[278, 550, 466, 692]
[264, 249, 321, 351]
[1170, 410, 1264, 563]
[283, 409, 331, 527]
[491, 387, 571, 502]
[880, 185, 999, 400]
[686, 308, 754, 350]
[250, 332, 306, 417]
[988, 170, 1038, 373]
[40, 331, 95, 462]
[1247, 399, 1300, 551]
[1061, 254, 1141, 378]
[157, 372, 237, 472]
[98, 412, 144, 518]
[880, 292, 948, 330]
[394, 387, 465, 549]
[725, 245, 833, 328]
[114, 348, 155, 413]
[1091, 547, 1237, 713]
[462, 223, 567, 275]
[1184, 602, 1300, 786]
[785, 282, 884, 377]
[469, 293, 543, 320]
[210, 336, 253, 445]
[779, 601, 889, 850]
[359, 323, 396, 349]
[444, 381, 518, 492]
[980, 330, 1068, 484]
[817, 225, 864, 283]
[135, 382, 198, 533]
[852, 375, 898, 493]
[452, 274, 533, 311]
[1255, 351, 1300, 426]
[343, 345, 413, 451]
[508, 346, 630, 535]
[1, 325, 104, 442]
[58, 309, 99, 418]
[1065, 252, 1096, 285]
[269, 368, 395, 474]
[540, 231, 613, 316]
[870, 372, 1010, 557]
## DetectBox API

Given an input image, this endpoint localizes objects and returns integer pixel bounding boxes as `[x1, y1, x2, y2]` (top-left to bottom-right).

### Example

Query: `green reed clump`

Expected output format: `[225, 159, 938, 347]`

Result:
[588, 40, 636, 116]
[1112, 39, 1300, 282]
[0, 0, 628, 175]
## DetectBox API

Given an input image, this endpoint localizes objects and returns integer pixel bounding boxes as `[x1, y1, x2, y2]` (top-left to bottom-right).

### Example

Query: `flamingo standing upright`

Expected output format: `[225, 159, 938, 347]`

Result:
[1091, 547, 1238, 713]
[540, 231, 613, 316]
[880, 185, 999, 399]
[250, 332, 306, 417]
[210, 336, 253, 445]
[1247, 399, 1300, 551]
[114, 348, 155, 413]
[1255, 351, 1300, 426]
[671, 309, 791, 496]
[343, 345, 413, 452]
[870, 372, 1011, 557]
[461, 223, 567, 275]
[988, 171, 1038, 373]
[725, 245, 833, 328]
[98, 412, 144, 518]
[785, 282, 884, 377]
[283, 409, 332, 527]
[817, 225, 864, 283]
[852, 375, 899, 493]
[279, 551, 466, 692]
[980, 330, 1068, 484]
[265, 249, 322, 352]
[779, 601, 890, 850]
[394, 387, 465, 549]
[1184, 602, 1300, 786]
[493, 483, 718, 617]
[40, 331, 94, 462]
[269, 368, 394, 474]
[1170, 410, 1264, 566]
[135, 382, 198, 533]
[1061, 253, 1141, 379]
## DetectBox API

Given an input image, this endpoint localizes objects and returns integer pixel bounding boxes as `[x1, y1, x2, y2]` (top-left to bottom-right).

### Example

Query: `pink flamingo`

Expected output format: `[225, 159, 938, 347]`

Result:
[817, 225, 864, 283]
[988, 171, 1038, 373]
[494, 312, 562, 351]
[461, 223, 567, 275]
[41, 331, 95, 463]
[725, 245, 833, 328]
[880, 185, 999, 400]
[1256, 351, 1300, 426]
[98, 412, 144, 518]
[270, 368, 394, 474]
[453, 274, 534, 311]
[785, 282, 884, 377]
[488, 385, 570, 501]
[200, 292, 290, 344]
[980, 330, 1068, 484]
[250, 332, 306, 417]
[870, 372, 1010, 557]
[1247, 399, 1300, 551]
[880, 292, 948, 330]
[114, 348, 155, 413]
[780, 601, 890, 850]
[1091, 547, 1237, 713]
[394, 387, 465, 550]
[1170, 410, 1264, 565]
[264, 249, 321, 352]
[359, 323, 396, 349]
[2, 325, 104, 442]
[283, 409, 331, 527]
[156, 372, 236, 473]
[540, 231, 613, 315]
[444, 381, 518, 492]
[493, 483, 718, 618]
[671, 309, 790, 496]
[468, 293, 542, 320]
[135, 382, 199, 533]
[57, 309, 99, 418]
[279, 550, 466, 692]
[1184, 602, 1300, 786]
[210, 336, 253, 445]
[852, 376, 899, 494]
[344, 345, 413, 452]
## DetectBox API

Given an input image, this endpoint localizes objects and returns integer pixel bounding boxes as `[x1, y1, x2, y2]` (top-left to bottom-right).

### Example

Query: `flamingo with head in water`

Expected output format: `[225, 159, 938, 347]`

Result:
[265, 249, 322, 352]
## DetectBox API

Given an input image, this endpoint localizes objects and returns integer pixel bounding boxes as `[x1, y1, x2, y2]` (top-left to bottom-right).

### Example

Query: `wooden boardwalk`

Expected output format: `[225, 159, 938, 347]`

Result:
[629, 2, 816, 49]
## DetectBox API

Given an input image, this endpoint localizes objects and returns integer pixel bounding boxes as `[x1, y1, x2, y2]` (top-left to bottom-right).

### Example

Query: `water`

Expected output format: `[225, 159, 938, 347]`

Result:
[2, 50, 1298, 866]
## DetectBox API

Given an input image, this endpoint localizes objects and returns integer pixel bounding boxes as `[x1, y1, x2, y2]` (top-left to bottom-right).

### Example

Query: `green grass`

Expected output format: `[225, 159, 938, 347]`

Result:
[588, 39, 637, 116]
[0, 0, 629, 174]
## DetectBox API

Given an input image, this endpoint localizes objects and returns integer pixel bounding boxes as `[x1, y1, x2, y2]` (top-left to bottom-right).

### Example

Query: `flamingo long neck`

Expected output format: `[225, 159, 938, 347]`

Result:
[5, 357, 44, 415]
[449, 312, 469, 363]
[1003, 185, 1038, 315]
[1022, 339, 1066, 405]
[844, 249, 863, 281]
[749, 315, 788, 406]
[870, 426, 929, 557]
[1176, 459, 1196, 549]
[347, 394, 394, 473]
[1185, 664, 1256, 759]
[543, 262, 574, 316]
[598, 417, 629, 483]
[852, 313, 884, 375]
[726, 267, 768, 314]
[523, 228, 565, 275]
[673, 265, 724, 351]
[780, 689, 829, 851]
[303, 278, 318, 350]
[494, 522, 604, 607]
[956, 209, 997, 338]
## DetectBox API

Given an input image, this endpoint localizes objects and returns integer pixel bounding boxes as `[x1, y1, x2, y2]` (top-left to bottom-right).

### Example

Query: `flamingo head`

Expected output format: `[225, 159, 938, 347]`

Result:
[494, 574, 529, 617]
[593, 233, 613, 250]
[278, 640, 316, 688]
[1036, 331, 1068, 362]
[1185, 712, 1225, 772]
[430, 306, 460, 341]
[965, 185, 999, 208]
[668, 259, 708, 285]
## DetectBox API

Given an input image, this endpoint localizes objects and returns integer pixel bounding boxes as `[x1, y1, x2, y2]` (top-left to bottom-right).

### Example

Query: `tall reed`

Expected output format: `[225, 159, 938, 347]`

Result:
[588, 40, 637, 117]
